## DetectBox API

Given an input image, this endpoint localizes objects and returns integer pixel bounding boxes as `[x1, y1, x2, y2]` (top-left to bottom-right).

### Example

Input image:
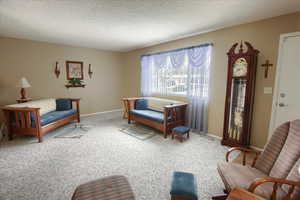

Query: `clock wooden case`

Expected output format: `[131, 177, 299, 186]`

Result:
[222, 41, 259, 147]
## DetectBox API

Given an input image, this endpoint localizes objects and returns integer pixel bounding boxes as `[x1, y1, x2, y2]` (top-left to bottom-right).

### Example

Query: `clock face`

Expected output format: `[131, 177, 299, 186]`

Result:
[233, 58, 248, 77]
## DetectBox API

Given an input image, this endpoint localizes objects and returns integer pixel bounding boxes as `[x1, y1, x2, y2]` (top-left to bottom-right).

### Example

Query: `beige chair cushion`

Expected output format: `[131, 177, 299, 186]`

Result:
[282, 158, 300, 200]
[218, 162, 287, 199]
[255, 121, 289, 175]
[8, 98, 56, 116]
[269, 119, 300, 179]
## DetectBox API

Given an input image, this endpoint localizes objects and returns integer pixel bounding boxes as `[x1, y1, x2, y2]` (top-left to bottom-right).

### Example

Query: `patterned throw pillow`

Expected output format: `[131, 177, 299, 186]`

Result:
[56, 99, 72, 111]
[135, 99, 148, 110]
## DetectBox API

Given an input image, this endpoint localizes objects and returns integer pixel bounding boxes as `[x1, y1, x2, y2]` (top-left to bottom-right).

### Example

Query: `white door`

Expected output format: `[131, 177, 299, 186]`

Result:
[269, 32, 300, 137]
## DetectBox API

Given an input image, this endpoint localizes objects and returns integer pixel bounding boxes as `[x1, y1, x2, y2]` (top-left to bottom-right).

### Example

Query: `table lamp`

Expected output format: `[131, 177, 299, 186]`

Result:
[17, 77, 31, 99]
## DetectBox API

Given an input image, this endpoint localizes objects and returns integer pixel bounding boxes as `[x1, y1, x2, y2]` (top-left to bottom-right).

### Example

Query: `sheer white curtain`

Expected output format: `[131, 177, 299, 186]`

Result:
[187, 45, 212, 133]
[141, 56, 153, 96]
[140, 44, 212, 133]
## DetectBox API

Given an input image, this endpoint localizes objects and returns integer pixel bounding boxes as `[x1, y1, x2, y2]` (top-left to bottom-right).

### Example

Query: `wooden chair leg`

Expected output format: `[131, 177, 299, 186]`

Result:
[187, 131, 190, 139]
[212, 194, 228, 200]
[6, 125, 13, 140]
[8, 131, 13, 140]
[172, 132, 174, 139]
[38, 134, 43, 143]
[77, 113, 80, 123]
[37, 129, 43, 143]
[164, 129, 167, 138]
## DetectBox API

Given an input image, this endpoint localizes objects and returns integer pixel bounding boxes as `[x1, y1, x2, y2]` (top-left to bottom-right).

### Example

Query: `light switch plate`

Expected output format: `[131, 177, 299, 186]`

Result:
[264, 87, 273, 94]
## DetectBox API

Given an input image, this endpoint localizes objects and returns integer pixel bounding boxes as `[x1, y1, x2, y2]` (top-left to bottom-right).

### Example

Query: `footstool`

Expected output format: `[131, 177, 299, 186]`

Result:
[172, 126, 190, 142]
[170, 171, 198, 200]
[72, 175, 135, 200]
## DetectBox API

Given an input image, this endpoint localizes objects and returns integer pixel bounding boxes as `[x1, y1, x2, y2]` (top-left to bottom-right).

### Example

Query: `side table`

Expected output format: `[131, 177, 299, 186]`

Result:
[16, 98, 32, 103]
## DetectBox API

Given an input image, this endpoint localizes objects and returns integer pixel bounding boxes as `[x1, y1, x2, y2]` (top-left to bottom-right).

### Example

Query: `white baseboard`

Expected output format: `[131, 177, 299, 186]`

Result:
[207, 133, 222, 140]
[80, 108, 123, 119]
[207, 133, 264, 151]
[250, 145, 264, 152]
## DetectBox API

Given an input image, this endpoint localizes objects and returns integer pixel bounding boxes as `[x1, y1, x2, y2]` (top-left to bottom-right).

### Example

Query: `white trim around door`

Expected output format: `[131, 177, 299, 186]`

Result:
[268, 31, 300, 139]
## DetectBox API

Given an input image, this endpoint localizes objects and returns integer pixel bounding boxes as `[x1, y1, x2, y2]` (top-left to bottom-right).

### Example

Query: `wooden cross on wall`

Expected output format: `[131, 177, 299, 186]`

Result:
[261, 60, 273, 78]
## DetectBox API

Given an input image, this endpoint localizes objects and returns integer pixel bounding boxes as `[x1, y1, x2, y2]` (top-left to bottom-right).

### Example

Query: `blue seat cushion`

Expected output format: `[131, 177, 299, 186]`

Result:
[170, 171, 198, 200]
[56, 98, 72, 111]
[10, 109, 77, 127]
[130, 109, 164, 123]
[135, 99, 148, 110]
[173, 126, 190, 134]
[40, 109, 77, 126]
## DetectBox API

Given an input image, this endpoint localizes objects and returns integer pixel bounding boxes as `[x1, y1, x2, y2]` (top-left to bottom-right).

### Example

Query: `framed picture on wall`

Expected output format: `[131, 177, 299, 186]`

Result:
[66, 61, 84, 80]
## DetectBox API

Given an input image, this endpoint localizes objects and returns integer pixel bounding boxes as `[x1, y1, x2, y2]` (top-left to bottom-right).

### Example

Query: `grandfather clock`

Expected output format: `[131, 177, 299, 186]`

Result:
[222, 41, 259, 147]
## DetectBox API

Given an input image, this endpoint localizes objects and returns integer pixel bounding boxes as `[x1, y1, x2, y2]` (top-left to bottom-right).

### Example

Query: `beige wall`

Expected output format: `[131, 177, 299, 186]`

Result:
[298, 13, 300, 29]
[0, 37, 124, 122]
[123, 12, 300, 148]
[1, 12, 299, 148]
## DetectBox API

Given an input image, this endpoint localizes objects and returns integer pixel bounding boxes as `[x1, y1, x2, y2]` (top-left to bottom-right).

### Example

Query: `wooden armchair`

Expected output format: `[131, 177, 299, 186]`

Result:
[123, 97, 187, 138]
[213, 119, 300, 200]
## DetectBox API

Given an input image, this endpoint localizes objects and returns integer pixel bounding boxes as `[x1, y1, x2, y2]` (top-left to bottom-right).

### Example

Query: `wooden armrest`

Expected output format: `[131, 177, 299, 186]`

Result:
[122, 97, 142, 101]
[248, 176, 300, 200]
[1, 106, 40, 112]
[164, 103, 188, 109]
[70, 99, 80, 114]
[226, 147, 260, 167]
[123, 97, 143, 111]
[1, 106, 41, 129]
[70, 98, 80, 102]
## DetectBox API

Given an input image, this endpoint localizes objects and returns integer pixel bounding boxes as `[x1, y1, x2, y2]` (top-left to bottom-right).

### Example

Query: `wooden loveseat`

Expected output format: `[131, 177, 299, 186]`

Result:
[124, 97, 188, 138]
[1, 98, 80, 143]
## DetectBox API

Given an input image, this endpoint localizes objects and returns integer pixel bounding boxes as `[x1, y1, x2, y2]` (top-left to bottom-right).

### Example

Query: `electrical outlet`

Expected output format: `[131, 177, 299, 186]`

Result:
[264, 87, 273, 94]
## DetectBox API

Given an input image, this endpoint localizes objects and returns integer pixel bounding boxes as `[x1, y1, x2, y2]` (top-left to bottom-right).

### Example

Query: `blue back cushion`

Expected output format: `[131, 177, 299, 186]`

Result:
[135, 99, 148, 110]
[56, 98, 72, 111]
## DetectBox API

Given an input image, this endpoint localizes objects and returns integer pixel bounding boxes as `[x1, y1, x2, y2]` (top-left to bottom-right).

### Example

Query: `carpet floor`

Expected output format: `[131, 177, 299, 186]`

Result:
[0, 115, 230, 200]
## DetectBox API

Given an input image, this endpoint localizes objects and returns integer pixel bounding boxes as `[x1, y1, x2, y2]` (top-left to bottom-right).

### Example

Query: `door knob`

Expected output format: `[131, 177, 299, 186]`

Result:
[280, 93, 286, 98]
[278, 103, 286, 107]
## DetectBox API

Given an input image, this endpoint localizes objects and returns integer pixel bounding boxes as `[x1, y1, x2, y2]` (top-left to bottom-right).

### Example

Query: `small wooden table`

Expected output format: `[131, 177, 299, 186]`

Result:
[16, 98, 32, 103]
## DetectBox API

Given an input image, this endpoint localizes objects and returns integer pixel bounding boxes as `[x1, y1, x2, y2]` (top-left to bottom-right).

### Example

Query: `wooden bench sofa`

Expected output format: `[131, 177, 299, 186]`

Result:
[1, 98, 80, 143]
[123, 97, 188, 138]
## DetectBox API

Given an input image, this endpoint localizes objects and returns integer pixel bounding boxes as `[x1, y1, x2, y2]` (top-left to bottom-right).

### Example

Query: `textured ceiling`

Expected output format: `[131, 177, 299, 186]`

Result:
[0, 0, 299, 52]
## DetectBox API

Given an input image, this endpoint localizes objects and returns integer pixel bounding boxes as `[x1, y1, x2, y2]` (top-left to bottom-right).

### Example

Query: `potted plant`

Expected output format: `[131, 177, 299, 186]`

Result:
[66, 78, 85, 88]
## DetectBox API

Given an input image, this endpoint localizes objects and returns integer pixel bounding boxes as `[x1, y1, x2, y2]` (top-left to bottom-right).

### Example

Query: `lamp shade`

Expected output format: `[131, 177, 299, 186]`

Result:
[17, 77, 31, 88]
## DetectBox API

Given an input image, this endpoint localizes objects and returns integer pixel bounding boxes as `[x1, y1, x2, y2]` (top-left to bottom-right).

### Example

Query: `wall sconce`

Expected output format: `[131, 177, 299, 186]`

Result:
[55, 62, 60, 78]
[88, 64, 93, 78]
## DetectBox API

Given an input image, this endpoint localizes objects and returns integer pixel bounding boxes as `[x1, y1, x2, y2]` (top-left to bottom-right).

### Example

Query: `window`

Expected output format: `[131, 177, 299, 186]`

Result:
[141, 44, 211, 98]
[151, 57, 188, 96]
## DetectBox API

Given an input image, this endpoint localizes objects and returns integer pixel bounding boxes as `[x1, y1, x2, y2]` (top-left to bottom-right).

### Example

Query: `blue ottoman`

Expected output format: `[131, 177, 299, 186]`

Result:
[172, 126, 190, 142]
[170, 171, 198, 200]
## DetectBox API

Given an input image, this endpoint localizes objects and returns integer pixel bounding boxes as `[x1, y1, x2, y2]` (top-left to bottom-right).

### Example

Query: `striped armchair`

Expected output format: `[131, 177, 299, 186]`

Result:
[213, 119, 300, 200]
